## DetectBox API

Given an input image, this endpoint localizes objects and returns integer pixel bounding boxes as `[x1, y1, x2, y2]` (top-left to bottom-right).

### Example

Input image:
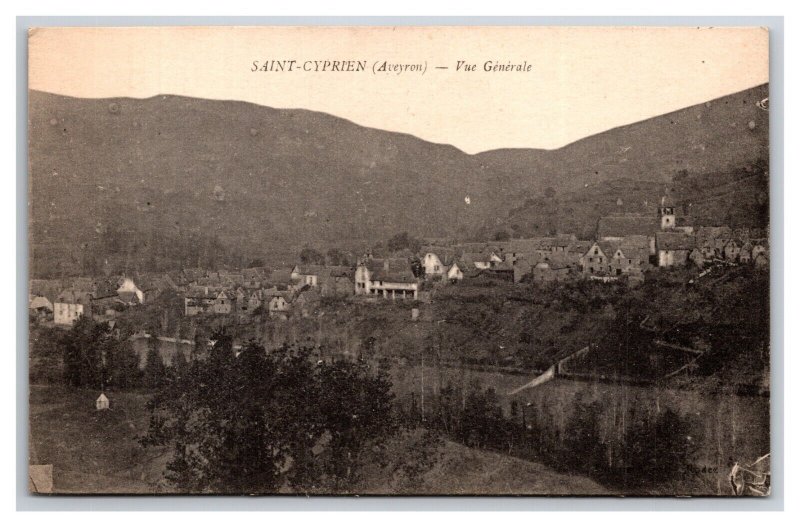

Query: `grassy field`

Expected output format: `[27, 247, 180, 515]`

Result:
[28, 384, 172, 494]
[29, 384, 607, 495]
[354, 429, 607, 495]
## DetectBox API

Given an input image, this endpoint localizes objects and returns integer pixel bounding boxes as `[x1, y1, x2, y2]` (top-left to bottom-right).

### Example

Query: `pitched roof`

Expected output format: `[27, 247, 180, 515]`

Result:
[29, 296, 53, 310]
[266, 269, 293, 284]
[371, 268, 417, 283]
[505, 235, 576, 253]
[598, 214, 660, 238]
[294, 288, 321, 304]
[596, 240, 621, 258]
[619, 235, 651, 250]
[133, 272, 172, 292]
[694, 226, 733, 245]
[484, 261, 514, 272]
[568, 240, 594, 255]
[421, 248, 456, 265]
[56, 290, 93, 305]
[242, 267, 269, 279]
[116, 291, 140, 304]
[29, 279, 63, 302]
[362, 257, 415, 283]
[268, 291, 293, 302]
[656, 231, 695, 251]
[182, 268, 207, 281]
[185, 286, 218, 299]
[460, 252, 494, 264]
[539, 252, 575, 269]
[450, 258, 476, 272]
[294, 264, 352, 277]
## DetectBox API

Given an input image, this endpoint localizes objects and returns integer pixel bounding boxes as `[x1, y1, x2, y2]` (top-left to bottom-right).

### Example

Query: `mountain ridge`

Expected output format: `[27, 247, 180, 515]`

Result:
[28, 83, 769, 277]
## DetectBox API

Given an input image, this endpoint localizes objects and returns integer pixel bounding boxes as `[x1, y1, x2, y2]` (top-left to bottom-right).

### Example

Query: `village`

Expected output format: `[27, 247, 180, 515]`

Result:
[30, 194, 769, 338]
[26, 191, 772, 497]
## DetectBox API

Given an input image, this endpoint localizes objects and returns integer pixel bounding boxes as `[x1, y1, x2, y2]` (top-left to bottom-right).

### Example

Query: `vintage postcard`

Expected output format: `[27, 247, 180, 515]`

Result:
[27, 26, 770, 496]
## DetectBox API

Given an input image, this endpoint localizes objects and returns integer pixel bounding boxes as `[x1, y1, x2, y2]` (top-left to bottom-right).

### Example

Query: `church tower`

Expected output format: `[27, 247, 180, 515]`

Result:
[658, 194, 676, 230]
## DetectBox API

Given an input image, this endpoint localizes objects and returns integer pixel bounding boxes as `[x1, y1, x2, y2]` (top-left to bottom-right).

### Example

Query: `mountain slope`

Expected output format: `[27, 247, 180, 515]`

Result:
[28, 84, 768, 277]
[477, 84, 769, 238]
[475, 83, 769, 195]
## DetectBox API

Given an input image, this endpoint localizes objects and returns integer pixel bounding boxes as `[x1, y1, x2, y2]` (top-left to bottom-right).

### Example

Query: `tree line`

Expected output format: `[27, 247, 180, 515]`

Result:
[397, 380, 702, 494]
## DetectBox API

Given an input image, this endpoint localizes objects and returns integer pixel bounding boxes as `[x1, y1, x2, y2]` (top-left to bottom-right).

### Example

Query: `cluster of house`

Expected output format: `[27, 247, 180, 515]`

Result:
[182, 265, 352, 319]
[29, 271, 183, 325]
[29, 196, 769, 326]
[416, 196, 767, 287]
[28, 265, 356, 326]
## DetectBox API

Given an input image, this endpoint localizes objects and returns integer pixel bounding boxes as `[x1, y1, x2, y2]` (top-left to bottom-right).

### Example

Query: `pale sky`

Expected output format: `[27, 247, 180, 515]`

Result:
[28, 26, 769, 154]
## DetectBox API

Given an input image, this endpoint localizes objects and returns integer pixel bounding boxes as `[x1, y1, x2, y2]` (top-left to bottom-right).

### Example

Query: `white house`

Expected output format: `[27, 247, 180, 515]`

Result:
[116, 277, 145, 304]
[422, 252, 446, 277]
[54, 290, 93, 325]
[354, 258, 419, 300]
[446, 262, 465, 282]
[96, 393, 109, 411]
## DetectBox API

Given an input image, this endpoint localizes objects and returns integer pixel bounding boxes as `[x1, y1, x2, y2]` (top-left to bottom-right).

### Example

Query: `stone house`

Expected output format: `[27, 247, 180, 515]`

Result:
[212, 291, 234, 314]
[655, 232, 694, 267]
[531, 261, 572, 284]
[581, 242, 614, 275]
[184, 286, 218, 316]
[721, 239, 741, 261]
[268, 292, 292, 318]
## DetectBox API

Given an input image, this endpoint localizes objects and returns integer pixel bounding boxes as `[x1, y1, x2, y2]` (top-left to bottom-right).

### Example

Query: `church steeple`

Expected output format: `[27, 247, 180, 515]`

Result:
[658, 193, 676, 230]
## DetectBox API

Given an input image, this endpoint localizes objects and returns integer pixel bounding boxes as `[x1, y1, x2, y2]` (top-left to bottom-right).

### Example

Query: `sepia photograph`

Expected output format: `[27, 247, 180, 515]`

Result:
[26, 25, 771, 496]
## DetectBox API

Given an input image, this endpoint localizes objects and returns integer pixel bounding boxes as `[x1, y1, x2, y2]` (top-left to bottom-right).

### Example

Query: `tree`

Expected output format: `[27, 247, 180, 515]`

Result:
[143, 340, 167, 389]
[544, 186, 557, 199]
[141, 341, 396, 494]
[557, 396, 606, 476]
[326, 248, 349, 266]
[410, 256, 424, 278]
[493, 230, 510, 242]
[247, 258, 265, 268]
[60, 317, 110, 389]
[106, 340, 141, 389]
[314, 358, 396, 488]
[387, 232, 421, 254]
[299, 247, 325, 265]
[621, 409, 699, 490]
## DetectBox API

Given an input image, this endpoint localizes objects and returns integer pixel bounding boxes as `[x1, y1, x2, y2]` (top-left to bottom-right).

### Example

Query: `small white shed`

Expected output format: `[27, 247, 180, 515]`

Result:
[96, 392, 109, 411]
